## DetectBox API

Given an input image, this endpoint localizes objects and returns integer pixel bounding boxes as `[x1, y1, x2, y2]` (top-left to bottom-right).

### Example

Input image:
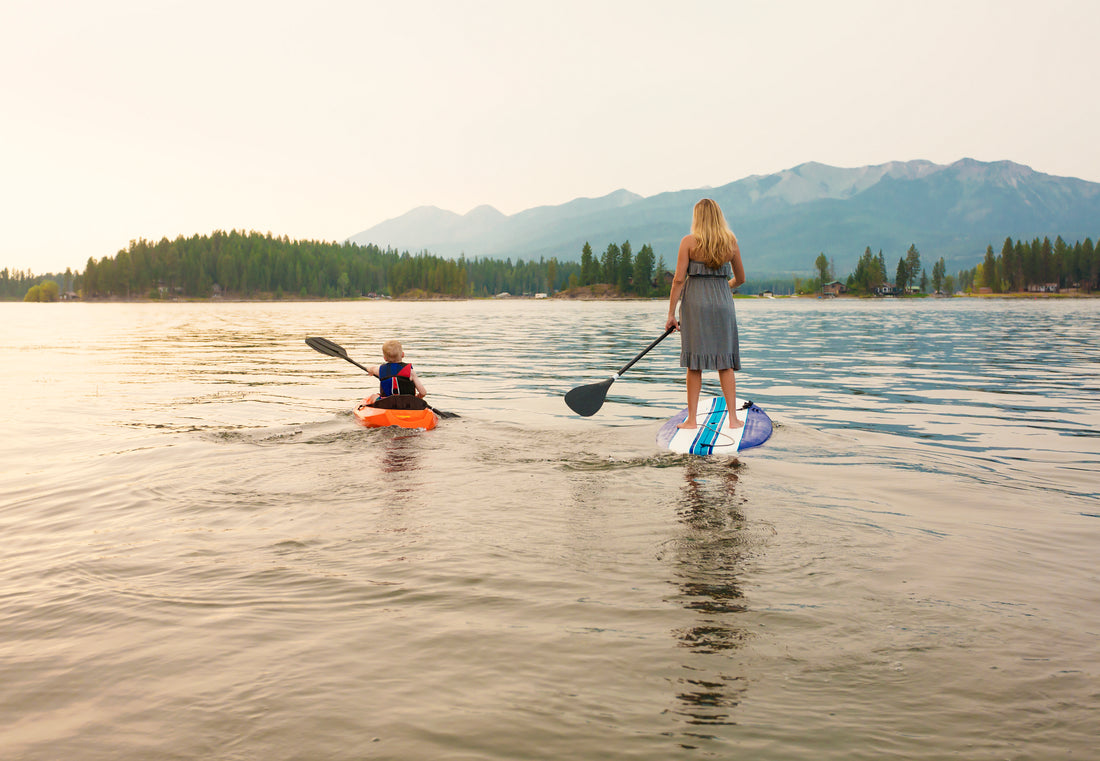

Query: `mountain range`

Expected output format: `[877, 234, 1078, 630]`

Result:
[349, 159, 1100, 274]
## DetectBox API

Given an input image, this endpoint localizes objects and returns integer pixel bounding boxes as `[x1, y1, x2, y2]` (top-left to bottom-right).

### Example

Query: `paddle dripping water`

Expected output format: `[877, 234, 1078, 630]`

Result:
[1, 299, 1097, 761]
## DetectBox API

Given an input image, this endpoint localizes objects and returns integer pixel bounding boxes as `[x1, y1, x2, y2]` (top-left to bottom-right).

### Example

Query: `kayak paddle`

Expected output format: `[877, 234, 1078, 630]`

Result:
[305, 337, 459, 418]
[306, 336, 372, 372]
[565, 326, 675, 417]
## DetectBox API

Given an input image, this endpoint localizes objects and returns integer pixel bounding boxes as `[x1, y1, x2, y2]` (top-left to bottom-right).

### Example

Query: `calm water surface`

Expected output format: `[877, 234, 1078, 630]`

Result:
[1, 298, 1097, 760]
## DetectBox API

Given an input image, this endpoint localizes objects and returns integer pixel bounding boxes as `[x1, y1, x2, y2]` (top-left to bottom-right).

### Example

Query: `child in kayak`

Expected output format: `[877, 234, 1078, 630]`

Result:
[360, 339, 427, 407]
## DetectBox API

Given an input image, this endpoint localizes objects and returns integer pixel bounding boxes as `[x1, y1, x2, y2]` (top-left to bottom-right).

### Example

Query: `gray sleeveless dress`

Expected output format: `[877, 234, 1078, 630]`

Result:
[679, 259, 740, 370]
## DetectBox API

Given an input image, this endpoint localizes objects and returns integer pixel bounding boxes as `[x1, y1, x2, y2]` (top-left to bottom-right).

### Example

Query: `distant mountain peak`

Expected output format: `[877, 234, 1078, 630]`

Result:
[399, 205, 459, 221]
[465, 204, 506, 219]
[751, 159, 944, 205]
[948, 157, 1038, 185]
[606, 188, 643, 204]
[348, 159, 1099, 272]
[552, 188, 643, 212]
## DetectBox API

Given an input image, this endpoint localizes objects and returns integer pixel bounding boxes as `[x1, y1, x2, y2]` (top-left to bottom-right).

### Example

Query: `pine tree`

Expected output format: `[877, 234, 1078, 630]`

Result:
[1015, 239, 1028, 291]
[1040, 237, 1054, 284]
[601, 243, 620, 285]
[814, 252, 830, 289]
[982, 245, 998, 291]
[1000, 237, 1017, 292]
[618, 240, 633, 292]
[655, 255, 670, 295]
[895, 257, 909, 293]
[932, 257, 946, 293]
[1053, 236, 1069, 288]
[633, 244, 656, 297]
[580, 242, 596, 285]
[905, 244, 921, 292]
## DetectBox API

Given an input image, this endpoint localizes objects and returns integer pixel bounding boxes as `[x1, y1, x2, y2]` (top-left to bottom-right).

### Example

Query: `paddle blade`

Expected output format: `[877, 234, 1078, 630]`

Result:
[305, 336, 349, 359]
[565, 377, 615, 417]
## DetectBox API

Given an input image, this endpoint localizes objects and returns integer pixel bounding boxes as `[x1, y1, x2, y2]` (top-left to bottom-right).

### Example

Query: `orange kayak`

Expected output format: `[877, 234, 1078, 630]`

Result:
[353, 396, 439, 430]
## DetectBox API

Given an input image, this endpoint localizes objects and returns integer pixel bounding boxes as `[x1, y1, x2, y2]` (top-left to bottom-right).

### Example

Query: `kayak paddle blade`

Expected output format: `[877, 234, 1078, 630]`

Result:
[565, 377, 615, 417]
[305, 336, 349, 360]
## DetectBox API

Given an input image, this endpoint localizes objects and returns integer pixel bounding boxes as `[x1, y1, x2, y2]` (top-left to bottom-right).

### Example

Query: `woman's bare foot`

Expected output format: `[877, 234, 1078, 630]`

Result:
[676, 421, 698, 430]
[728, 418, 745, 429]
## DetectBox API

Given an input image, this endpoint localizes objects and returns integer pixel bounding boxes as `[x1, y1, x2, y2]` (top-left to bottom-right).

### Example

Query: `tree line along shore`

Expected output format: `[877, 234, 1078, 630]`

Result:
[809, 236, 1099, 297]
[6, 230, 1098, 302]
[9, 232, 660, 302]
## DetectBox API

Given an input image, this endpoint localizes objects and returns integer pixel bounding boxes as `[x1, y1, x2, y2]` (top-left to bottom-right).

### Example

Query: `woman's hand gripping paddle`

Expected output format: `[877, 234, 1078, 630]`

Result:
[564, 326, 675, 417]
[305, 337, 459, 418]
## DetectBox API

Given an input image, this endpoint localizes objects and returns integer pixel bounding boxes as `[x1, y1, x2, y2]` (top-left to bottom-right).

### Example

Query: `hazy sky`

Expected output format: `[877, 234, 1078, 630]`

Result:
[3, 0, 1098, 273]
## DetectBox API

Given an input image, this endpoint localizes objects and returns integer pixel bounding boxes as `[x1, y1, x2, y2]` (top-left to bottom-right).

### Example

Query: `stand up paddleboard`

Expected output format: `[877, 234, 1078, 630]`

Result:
[656, 396, 772, 455]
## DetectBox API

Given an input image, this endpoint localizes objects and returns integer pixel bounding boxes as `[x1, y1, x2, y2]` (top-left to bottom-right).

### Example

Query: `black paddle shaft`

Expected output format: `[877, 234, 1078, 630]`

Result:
[613, 325, 675, 377]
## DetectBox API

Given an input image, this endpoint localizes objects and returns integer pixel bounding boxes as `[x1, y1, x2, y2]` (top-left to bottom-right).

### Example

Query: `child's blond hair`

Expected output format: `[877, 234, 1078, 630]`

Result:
[382, 339, 403, 362]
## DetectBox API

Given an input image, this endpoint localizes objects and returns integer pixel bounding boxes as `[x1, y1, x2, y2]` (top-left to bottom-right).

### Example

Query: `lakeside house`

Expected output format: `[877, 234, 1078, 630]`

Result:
[822, 280, 846, 297]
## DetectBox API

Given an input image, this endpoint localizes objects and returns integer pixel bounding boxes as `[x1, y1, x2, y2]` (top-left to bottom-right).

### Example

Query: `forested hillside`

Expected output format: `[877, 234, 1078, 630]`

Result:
[75, 231, 577, 299]
[45, 230, 667, 300]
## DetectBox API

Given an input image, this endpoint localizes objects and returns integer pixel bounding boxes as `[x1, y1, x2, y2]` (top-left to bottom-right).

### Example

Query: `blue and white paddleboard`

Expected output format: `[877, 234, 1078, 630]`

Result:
[656, 396, 773, 455]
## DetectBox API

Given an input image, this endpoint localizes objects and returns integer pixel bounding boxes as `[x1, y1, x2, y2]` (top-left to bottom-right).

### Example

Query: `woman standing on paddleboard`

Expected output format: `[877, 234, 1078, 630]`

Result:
[665, 198, 746, 429]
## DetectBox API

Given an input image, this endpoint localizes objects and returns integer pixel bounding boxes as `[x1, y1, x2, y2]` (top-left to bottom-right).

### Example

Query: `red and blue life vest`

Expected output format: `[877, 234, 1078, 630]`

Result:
[378, 362, 417, 397]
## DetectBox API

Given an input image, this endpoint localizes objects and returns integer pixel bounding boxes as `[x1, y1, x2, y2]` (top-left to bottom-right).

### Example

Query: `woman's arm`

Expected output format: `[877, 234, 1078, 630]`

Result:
[727, 237, 745, 289]
[666, 235, 693, 330]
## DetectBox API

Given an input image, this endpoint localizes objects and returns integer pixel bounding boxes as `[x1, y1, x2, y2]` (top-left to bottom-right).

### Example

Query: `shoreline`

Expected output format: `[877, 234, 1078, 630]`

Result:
[9, 290, 1099, 304]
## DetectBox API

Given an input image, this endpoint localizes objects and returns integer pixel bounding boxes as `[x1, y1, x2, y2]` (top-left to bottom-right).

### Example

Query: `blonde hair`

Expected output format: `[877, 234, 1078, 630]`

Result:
[382, 339, 403, 362]
[691, 198, 737, 268]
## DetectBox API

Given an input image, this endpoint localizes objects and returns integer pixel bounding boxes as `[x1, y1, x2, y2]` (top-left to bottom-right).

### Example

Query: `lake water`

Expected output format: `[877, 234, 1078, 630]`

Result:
[1, 298, 1097, 760]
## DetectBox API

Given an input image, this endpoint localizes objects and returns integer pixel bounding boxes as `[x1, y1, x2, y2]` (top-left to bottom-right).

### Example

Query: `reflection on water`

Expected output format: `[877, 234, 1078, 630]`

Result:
[377, 428, 426, 478]
[670, 461, 751, 730]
